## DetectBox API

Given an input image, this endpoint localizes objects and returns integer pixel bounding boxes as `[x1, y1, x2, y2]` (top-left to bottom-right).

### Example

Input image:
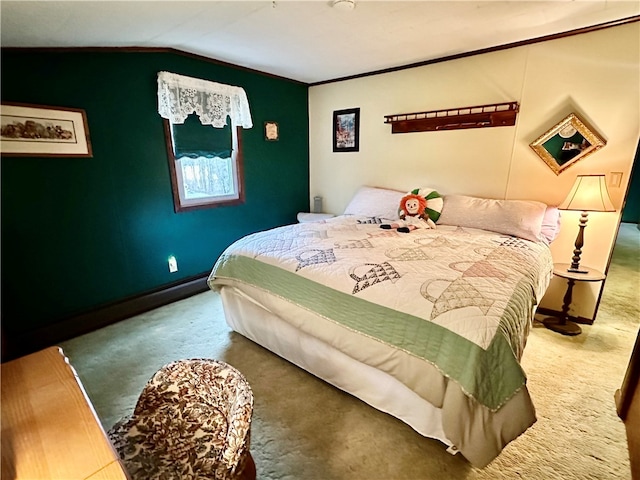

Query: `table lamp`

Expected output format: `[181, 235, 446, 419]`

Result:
[558, 174, 615, 274]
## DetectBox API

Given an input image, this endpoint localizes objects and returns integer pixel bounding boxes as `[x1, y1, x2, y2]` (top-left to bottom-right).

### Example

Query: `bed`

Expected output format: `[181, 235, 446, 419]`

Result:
[207, 186, 557, 467]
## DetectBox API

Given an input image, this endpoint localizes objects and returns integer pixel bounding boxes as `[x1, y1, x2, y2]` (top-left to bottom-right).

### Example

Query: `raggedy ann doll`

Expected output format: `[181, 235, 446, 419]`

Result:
[380, 188, 443, 233]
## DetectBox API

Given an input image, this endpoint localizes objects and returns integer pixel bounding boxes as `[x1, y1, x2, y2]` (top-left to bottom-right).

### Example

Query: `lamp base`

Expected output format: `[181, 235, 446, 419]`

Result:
[542, 316, 582, 336]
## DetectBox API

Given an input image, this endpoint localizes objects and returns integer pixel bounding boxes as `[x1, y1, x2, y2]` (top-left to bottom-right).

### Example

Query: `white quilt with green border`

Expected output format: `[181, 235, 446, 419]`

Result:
[208, 215, 554, 412]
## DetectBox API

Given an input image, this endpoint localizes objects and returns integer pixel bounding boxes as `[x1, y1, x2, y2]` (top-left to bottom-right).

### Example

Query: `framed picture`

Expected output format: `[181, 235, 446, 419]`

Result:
[264, 121, 279, 141]
[1, 102, 92, 157]
[530, 113, 605, 175]
[333, 107, 360, 152]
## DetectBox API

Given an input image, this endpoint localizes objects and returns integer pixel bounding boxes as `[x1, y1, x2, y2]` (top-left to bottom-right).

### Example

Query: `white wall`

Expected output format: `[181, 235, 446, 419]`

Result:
[308, 22, 639, 319]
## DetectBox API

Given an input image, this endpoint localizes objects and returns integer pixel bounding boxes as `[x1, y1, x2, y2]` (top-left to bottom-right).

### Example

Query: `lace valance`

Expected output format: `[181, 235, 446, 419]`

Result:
[157, 71, 253, 129]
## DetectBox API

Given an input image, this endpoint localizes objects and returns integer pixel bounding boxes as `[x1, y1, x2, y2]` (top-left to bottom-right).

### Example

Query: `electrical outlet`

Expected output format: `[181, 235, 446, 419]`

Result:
[168, 255, 178, 273]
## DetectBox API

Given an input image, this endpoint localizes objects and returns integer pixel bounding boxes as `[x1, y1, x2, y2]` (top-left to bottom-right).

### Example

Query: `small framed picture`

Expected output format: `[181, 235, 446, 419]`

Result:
[333, 108, 360, 152]
[1, 102, 92, 157]
[264, 121, 279, 141]
[530, 112, 606, 175]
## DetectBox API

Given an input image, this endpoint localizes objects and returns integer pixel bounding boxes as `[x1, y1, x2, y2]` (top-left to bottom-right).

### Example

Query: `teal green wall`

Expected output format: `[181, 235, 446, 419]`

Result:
[622, 140, 639, 223]
[1, 50, 309, 337]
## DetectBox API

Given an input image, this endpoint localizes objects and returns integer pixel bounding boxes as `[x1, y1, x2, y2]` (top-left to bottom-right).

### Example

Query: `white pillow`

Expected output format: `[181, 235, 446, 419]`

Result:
[540, 207, 561, 244]
[343, 186, 405, 219]
[437, 195, 548, 242]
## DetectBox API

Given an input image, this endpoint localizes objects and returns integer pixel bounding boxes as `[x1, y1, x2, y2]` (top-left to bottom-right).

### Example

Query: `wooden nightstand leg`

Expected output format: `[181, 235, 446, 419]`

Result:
[543, 278, 582, 336]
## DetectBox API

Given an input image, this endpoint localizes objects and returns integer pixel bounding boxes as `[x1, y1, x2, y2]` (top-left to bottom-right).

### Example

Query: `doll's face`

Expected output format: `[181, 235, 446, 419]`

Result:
[405, 198, 420, 215]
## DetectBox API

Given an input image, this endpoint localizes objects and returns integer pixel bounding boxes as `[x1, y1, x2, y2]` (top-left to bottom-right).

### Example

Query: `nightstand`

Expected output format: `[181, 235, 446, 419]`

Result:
[542, 262, 606, 336]
[297, 212, 335, 223]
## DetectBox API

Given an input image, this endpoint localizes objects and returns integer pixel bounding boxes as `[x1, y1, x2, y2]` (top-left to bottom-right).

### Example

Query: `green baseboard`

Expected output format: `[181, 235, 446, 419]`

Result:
[2, 273, 210, 362]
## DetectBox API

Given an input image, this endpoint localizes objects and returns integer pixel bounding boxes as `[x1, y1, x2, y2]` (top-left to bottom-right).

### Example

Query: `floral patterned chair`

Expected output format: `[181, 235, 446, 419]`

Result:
[108, 359, 255, 480]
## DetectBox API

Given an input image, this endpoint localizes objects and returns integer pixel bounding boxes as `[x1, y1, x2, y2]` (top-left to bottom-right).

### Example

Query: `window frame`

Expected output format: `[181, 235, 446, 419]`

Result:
[163, 118, 245, 213]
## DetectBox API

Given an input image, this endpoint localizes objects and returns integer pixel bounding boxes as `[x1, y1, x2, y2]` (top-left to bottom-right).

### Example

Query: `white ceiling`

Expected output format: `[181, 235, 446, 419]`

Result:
[1, 1, 639, 84]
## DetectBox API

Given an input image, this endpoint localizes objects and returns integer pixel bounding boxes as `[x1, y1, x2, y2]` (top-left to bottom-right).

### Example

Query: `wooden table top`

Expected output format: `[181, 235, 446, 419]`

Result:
[553, 263, 606, 282]
[1, 346, 129, 479]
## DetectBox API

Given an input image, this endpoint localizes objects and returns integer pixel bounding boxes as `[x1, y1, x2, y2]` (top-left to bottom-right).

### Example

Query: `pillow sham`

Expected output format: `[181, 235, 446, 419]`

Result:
[343, 186, 405, 219]
[437, 195, 548, 242]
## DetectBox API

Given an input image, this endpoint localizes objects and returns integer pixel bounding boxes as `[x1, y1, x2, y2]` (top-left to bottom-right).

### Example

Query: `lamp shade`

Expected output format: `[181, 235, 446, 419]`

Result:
[558, 174, 615, 212]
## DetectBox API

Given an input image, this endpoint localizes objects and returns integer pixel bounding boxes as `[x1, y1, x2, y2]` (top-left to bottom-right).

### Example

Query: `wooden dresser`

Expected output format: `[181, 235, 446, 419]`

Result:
[1, 346, 129, 479]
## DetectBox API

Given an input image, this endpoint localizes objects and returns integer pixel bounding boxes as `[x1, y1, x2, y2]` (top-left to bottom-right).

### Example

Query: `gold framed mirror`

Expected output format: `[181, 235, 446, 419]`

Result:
[530, 113, 606, 175]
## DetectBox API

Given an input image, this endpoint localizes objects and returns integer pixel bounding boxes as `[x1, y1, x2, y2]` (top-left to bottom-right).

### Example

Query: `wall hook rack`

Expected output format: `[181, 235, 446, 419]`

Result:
[384, 102, 519, 134]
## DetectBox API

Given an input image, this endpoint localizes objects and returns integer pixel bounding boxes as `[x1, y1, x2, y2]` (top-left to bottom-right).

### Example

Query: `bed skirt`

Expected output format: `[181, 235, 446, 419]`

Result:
[217, 286, 536, 468]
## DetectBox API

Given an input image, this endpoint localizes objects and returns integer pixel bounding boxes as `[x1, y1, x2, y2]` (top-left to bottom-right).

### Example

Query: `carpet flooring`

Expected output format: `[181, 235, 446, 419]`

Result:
[61, 223, 639, 479]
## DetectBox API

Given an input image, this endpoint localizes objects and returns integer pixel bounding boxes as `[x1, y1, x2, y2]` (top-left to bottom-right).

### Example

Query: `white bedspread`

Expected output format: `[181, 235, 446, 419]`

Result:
[208, 215, 554, 466]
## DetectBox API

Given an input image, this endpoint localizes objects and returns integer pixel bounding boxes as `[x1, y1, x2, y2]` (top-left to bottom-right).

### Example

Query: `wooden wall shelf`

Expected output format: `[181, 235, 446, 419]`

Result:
[384, 102, 519, 134]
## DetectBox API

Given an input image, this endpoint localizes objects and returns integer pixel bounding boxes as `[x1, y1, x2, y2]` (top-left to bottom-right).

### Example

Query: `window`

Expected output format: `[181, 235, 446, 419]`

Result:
[163, 116, 244, 212]
[156, 71, 253, 213]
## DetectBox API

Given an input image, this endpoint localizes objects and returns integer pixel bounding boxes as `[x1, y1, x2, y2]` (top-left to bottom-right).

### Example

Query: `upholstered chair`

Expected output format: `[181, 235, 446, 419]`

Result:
[108, 359, 255, 480]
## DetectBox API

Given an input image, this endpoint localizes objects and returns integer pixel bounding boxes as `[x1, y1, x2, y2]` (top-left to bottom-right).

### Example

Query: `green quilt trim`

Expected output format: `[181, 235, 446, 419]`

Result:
[211, 253, 526, 411]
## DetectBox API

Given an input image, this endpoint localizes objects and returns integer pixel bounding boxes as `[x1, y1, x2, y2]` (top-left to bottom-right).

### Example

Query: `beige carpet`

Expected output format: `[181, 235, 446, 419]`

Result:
[61, 223, 639, 479]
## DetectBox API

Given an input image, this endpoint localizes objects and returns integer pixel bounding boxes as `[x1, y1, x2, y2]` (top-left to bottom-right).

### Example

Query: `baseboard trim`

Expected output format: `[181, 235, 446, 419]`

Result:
[3, 284, 594, 362]
[2, 273, 210, 362]
[535, 307, 594, 325]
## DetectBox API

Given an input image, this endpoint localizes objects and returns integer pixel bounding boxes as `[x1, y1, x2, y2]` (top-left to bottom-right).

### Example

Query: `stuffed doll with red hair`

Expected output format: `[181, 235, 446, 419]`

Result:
[380, 188, 443, 233]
